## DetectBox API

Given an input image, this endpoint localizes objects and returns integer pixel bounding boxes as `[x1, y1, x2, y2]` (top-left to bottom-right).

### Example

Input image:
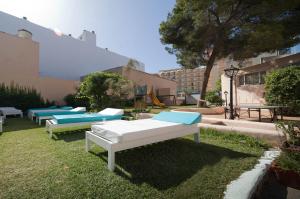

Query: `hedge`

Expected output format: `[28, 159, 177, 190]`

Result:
[0, 83, 53, 112]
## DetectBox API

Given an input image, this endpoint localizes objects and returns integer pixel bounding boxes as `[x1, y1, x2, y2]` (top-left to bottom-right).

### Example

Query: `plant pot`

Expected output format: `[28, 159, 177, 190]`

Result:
[270, 162, 300, 190]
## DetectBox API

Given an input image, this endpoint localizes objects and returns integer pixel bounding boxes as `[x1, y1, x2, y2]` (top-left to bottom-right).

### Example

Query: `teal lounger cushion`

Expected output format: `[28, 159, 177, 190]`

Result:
[35, 111, 85, 117]
[152, 111, 201, 125]
[53, 114, 122, 124]
[60, 106, 73, 110]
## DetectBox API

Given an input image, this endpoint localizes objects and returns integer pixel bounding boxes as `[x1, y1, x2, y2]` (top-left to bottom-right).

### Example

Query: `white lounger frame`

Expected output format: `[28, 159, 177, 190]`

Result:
[37, 116, 53, 125]
[46, 119, 106, 138]
[0, 111, 23, 119]
[86, 124, 200, 171]
[0, 116, 3, 133]
[29, 112, 39, 121]
[27, 111, 34, 120]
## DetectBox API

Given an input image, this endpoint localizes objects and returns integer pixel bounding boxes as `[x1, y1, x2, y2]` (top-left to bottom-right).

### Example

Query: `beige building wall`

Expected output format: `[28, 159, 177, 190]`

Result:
[0, 31, 40, 88]
[0, 32, 78, 104]
[221, 53, 300, 105]
[121, 67, 177, 96]
[221, 75, 265, 105]
[38, 77, 80, 104]
[105, 66, 177, 104]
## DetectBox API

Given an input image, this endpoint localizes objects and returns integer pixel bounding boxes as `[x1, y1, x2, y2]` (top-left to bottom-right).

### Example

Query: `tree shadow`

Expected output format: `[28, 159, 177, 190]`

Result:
[91, 138, 257, 190]
[53, 129, 87, 142]
[1, 118, 41, 133]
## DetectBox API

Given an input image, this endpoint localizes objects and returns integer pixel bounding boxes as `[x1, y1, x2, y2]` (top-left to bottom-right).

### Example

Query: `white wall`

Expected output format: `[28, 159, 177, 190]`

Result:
[0, 11, 144, 80]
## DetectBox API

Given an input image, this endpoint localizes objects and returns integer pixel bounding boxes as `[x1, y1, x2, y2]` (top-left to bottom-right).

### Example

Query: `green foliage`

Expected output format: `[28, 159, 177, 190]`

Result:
[79, 72, 132, 110]
[160, 0, 300, 98]
[275, 151, 300, 174]
[276, 121, 300, 147]
[205, 90, 223, 106]
[0, 83, 52, 111]
[265, 66, 300, 115]
[160, 0, 300, 64]
[215, 78, 221, 92]
[64, 93, 90, 110]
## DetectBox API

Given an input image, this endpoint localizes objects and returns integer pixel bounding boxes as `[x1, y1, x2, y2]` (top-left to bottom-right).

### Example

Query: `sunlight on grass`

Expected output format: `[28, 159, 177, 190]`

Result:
[0, 118, 267, 199]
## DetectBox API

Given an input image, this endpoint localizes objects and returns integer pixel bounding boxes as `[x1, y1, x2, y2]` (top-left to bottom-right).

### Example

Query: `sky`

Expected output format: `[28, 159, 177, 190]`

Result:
[0, 0, 299, 73]
[0, 0, 178, 73]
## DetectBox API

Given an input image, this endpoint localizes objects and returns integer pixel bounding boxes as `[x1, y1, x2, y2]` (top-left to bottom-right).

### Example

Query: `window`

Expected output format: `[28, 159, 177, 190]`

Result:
[239, 71, 266, 86]
[245, 72, 259, 85]
[260, 71, 266, 84]
[238, 76, 245, 86]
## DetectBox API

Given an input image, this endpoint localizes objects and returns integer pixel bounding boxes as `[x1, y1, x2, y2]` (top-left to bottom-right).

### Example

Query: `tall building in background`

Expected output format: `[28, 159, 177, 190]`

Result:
[159, 49, 293, 95]
[159, 60, 226, 93]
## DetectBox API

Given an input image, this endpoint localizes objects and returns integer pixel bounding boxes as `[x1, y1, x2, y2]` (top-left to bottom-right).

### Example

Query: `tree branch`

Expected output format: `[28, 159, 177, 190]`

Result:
[225, 0, 243, 24]
[208, 8, 221, 25]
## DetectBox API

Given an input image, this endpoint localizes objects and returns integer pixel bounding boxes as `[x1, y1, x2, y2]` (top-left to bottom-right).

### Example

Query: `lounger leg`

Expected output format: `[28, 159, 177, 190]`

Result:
[49, 129, 53, 138]
[194, 133, 200, 143]
[108, 149, 115, 171]
[39, 119, 42, 126]
[85, 136, 91, 152]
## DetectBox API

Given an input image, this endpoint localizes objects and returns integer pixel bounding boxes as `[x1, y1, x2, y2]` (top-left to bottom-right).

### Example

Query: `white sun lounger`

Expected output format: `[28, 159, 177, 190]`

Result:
[36, 107, 86, 125]
[27, 106, 69, 120]
[86, 111, 201, 171]
[0, 107, 23, 119]
[46, 108, 124, 138]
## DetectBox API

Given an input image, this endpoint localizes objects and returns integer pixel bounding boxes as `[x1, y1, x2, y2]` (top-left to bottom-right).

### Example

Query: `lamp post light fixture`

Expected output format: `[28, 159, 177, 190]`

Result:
[224, 91, 228, 106]
[224, 65, 240, 119]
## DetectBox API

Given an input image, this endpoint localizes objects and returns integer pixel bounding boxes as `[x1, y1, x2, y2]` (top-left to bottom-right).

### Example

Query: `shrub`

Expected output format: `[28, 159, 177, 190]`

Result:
[205, 91, 223, 106]
[265, 66, 300, 115]
[64, 93, 90, 110]
[79, 72, 132, 111]
[0, 83, 52, 111]
[276, 121, 300, 148]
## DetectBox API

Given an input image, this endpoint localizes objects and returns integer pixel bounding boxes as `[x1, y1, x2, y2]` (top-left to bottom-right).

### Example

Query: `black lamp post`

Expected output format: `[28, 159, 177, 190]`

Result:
[224, 65, 239, 119]
[224, 91, 228, 106]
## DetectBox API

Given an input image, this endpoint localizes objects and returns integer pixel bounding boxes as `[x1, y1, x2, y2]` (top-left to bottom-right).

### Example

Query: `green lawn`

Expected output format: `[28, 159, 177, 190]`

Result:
[0, 118, 267, 199]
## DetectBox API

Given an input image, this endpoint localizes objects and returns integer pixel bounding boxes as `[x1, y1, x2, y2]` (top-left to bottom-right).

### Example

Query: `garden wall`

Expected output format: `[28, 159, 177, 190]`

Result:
[0, 32, 78, 104]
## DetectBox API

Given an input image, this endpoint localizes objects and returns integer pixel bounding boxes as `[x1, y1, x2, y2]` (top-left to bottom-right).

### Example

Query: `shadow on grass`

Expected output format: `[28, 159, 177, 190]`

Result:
[1, 118, 41, 133]
[53, 129, 87, 142]
[91, 138, 256, 190]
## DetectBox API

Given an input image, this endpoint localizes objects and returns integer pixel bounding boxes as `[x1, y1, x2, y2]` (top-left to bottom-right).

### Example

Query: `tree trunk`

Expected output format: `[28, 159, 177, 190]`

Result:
[199, 48, 218, 107]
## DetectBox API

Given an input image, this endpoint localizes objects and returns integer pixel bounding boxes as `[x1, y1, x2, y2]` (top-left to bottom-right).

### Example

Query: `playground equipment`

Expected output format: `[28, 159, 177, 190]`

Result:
[148, 87, 165, 108]
[134, 85, 166, 108]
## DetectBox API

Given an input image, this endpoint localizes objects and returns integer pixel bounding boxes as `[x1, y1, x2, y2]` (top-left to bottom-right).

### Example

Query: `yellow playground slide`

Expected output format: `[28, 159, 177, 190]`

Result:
[148, 88, 165, 108]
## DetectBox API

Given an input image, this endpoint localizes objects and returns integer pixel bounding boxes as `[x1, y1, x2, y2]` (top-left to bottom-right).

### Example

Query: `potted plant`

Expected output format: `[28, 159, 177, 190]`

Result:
[270, 151, 300, 190]
[270, 121, 300, 189]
